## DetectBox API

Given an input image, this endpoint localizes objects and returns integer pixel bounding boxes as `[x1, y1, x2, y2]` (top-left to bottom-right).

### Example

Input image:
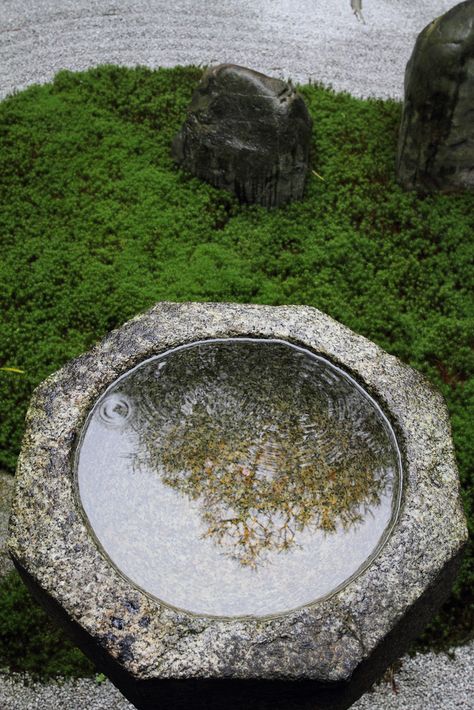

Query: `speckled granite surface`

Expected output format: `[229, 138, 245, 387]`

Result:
[8, 303, 467, 706]
[0, 473, 14, 579]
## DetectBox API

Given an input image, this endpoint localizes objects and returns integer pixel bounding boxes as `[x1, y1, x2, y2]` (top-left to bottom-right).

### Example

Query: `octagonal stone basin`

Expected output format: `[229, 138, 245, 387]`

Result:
[9, 303, 467, 710]
[76, 338, 401, 618]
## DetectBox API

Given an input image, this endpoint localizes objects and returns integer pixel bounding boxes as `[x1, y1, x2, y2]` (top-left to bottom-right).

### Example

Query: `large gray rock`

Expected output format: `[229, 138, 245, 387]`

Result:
[8, 302, 467, 710]
[172, 64, 312, 208]
[397, 0, 474, 192]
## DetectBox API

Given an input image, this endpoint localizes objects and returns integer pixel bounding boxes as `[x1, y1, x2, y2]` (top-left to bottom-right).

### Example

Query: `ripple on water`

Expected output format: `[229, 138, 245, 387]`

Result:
[76, 338, 402, 618]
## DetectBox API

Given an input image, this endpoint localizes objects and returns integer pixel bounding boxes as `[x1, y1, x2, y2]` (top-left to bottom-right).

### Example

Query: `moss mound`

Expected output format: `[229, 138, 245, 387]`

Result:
[0, 65, 472, 675]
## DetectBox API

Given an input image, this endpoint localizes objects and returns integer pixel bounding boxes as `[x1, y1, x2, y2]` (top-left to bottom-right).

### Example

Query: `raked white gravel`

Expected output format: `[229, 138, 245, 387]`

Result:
[0, 642, 473, 710]
[0, 0, 463, 100]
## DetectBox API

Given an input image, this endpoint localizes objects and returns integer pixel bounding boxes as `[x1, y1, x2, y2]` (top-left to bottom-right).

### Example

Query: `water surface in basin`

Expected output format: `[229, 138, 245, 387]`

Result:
[76, 338, 401, 617]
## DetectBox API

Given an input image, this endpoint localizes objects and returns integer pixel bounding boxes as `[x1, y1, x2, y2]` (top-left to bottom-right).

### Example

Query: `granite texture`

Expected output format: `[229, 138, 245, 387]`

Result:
[8, 302, 468, 709]
[397, 0, 474, 192]
[0, 473, 15, 578]
[172, 64, 312, 208]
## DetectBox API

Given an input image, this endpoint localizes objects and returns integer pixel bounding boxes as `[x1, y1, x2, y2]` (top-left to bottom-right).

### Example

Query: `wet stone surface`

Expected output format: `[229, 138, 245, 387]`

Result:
[77, 339, 401, 617]
[172, 64, 312, 208]
[7, 302, 468, 709]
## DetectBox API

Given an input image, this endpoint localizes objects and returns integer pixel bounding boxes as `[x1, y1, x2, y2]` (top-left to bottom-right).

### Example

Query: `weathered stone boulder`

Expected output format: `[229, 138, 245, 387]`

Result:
[397, 0, 474, 192]
[172, 64, 312, 208]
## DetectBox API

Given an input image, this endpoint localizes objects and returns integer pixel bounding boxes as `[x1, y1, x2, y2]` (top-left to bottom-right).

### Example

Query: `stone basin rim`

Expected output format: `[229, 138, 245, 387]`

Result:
[73, 335, 403, 621]
[8, 301, 467, 684]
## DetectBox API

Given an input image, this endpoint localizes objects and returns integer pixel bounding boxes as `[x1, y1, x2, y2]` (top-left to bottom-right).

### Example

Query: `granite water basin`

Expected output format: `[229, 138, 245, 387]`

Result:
[8, 302, 467, 710]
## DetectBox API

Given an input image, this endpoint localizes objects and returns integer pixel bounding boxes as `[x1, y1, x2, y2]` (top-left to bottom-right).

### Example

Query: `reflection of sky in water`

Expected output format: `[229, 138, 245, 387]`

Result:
[76, 339, 401, 617]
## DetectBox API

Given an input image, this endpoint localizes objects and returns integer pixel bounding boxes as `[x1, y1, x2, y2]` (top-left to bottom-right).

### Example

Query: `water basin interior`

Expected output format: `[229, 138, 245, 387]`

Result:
[76, 338, 401, 617]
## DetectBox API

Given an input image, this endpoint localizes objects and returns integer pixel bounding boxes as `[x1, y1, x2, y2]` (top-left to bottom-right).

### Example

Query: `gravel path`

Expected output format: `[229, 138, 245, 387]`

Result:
[0, 642, 473, 710]
[1, 0, 473, 708]
[0, 0, 460, 101]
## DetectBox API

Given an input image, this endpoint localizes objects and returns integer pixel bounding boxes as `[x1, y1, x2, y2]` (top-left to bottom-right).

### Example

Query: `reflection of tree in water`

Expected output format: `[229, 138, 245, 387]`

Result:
[119, 342, 395, 569]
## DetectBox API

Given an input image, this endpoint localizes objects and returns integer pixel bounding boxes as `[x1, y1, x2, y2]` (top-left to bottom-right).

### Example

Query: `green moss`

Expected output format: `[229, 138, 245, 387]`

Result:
[0, 571, 94, 677]
[0, 65, 472, 673]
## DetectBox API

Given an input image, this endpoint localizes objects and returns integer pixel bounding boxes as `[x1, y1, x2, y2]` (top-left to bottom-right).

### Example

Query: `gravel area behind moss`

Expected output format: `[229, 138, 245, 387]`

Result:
[1, 643, 473, 710]
[0, 0, 460, 101]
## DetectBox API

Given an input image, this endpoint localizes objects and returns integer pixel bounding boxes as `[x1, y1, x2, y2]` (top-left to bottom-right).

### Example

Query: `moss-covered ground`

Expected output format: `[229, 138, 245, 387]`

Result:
[0, 65, 472, 676]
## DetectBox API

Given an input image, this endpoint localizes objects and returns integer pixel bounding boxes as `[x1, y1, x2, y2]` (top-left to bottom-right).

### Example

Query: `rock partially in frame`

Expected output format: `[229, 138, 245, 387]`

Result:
[397, 0, 474, 192]
[172, 65, 313, 208]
